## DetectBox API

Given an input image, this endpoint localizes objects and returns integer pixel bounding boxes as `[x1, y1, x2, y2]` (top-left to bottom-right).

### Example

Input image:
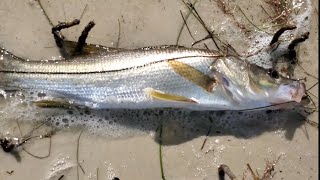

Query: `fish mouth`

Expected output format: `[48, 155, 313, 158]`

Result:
[273, 81, 306, 103]
[291, 82, 306, 103]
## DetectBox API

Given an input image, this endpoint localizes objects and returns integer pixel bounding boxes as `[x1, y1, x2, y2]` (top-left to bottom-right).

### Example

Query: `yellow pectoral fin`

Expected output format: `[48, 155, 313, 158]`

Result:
[144, 88, 198, 103]
[32, 99, 74, 109]
[167, 60, 216, 92]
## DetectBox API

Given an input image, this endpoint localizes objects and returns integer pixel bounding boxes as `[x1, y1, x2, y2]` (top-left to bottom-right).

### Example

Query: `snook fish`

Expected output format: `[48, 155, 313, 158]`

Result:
[0, 46, 306, 110]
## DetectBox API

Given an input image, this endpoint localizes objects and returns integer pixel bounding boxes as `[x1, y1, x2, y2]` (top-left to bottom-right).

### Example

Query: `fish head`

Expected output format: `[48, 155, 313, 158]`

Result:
[211, 57, 306, 104]
[248, 65, 306, 104]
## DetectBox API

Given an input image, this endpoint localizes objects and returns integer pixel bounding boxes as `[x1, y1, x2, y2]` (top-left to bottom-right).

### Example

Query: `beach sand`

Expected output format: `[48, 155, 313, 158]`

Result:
[0, 0, 318, 179]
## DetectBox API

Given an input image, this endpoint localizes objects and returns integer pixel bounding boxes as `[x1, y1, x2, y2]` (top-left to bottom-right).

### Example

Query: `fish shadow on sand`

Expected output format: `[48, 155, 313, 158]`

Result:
[33, 107, 308, 145]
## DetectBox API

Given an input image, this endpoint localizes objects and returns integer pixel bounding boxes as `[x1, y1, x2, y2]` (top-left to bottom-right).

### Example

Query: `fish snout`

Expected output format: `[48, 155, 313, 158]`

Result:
[290, 81, 306, 103]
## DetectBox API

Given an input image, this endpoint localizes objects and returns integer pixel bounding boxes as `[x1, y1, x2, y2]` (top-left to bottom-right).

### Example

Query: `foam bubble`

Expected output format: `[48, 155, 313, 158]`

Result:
[0, 94, 305, 141]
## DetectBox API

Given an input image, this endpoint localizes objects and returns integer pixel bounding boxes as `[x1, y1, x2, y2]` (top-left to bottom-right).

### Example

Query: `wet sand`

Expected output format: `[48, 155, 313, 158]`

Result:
[0, 0, 318, 179]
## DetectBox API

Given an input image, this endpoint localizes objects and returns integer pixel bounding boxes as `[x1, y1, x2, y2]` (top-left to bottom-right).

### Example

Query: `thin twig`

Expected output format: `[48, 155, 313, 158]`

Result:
[183, 0, 239, 55]
[304, 118, 319, 128]
[116, 19, 121, 48]
[203, 43, 209, 50]
[176, 0, 200, 45]
[200, 125, 212, 150]
[305, 91, 318, 108]
[77, 129, 85, 180]
[22, 136, 52, 159]
[63, 4, 66, 22]
[79, 4, 88, 20]
[96, 167, 99, 180]
[181, 0, 221, 51]
[16, 121, 52, 159]
[192, 35, 211, 47]
[218, 164, 237, 180]
[246, 164, 259, 180]
[58, 175, 64, 180]
[22, 122, 46, 138]
[179, 10, 196, 41]
[237, 5, 271, 35]
[6, 170, 14, 175]
[158, 123, 166, 180]
[308, 92, 318, 101]
[307, 82, 318, 91]
[295, 63, 319, 80]
[37, 0, 54, 27]
[260, 5, 272, 19]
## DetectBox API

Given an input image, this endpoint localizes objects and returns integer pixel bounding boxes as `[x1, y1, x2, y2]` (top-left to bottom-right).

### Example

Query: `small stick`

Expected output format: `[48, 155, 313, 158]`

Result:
[16, 121, 53, 159]
[176, 0, 199, 45]
[306, 91, 318, 100]
[158, 123, 166, 180]
[203, 43, 209, 50]
[288, 32, 310, 50]
[307, 82, 319, 91]
[52, 19, 80, 48]
[74, 21, 96, 53]
[22, 135, 52, 159]
[58, 175, 64, 180]
[6, 170, 14, 175]
[181, 0, 221, 51]
[96, 167, 99, 180]
[296, 64, 319, 80]
[260, 5, 272, 19]
[288, 32, 310, 60]
[179, 10, 196, 42]
[183, 0, 239, 55]
[79, 4, 88, 20]
[304, 118, 319, 128]
[192, 35, 211, 47]
[200, 125, 212, 150]
[77, 129, 85, 180]
[37, 0, 54, 27]
[116, 19, 121, 48]
[269, 25, 296, 45]
[218, 164, 237, 180]
[246, 163, 259, 180]
[237, 5, 271, 35]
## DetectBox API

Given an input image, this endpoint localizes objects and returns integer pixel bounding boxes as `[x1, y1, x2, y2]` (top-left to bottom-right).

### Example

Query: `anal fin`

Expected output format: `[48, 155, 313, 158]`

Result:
[144, 88, 198, 103]
[32, 99, 74, 109]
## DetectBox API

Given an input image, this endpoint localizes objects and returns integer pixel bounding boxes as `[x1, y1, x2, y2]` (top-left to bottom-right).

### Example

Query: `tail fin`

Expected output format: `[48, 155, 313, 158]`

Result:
[0, 47, 23, 70]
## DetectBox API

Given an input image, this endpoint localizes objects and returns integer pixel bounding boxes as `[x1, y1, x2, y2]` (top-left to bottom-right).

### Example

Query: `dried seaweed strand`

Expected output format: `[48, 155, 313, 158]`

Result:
[77, 129, 85, 180]
[176, 0, 200, 45]
[179, 10, 196, 42]
[116, 19, 121, 48]
[237, 5, 271, 35]
[37, 0, 54, 27]
[158, 123, 166, 180]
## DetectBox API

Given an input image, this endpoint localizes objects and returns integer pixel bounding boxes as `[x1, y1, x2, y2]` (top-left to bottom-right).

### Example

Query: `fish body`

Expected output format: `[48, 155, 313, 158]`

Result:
[0, 46, 305, 110]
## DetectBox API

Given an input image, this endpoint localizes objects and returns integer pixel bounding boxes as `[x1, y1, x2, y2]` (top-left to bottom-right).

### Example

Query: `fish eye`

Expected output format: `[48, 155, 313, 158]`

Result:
[267, 69, 279, 79]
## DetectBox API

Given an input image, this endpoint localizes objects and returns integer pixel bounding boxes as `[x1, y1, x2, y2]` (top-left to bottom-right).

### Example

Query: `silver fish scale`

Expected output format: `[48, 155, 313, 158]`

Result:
[3, 55, 235, 109]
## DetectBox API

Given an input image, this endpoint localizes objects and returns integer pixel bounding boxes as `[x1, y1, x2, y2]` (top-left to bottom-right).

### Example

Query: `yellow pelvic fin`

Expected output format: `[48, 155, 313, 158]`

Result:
[167, 60, 216, 92]
[145, 88, 198, 103]
[32, 99, 73, 109]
